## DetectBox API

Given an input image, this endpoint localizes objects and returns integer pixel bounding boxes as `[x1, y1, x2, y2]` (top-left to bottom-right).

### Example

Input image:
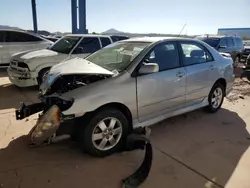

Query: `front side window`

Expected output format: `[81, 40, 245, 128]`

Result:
[145, 42, 180, 71]
[50, 36, 81, 54]
[5, 31, 43, 42]
[180, 43, 212, 66]
[86, 42, 150, 72]
[236, 38, 244, 48]
[100, 37, 111, 47]
[72, 37, 101, 54]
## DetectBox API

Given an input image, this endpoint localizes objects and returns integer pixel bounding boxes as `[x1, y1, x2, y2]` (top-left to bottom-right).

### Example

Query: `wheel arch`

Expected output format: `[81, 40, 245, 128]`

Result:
[82, 102, 133, 131]
[213, 78, 227, 95]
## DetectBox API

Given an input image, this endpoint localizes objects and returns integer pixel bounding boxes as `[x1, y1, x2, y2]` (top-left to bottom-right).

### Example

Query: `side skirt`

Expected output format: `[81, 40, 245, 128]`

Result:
[133, 97, 209, 128]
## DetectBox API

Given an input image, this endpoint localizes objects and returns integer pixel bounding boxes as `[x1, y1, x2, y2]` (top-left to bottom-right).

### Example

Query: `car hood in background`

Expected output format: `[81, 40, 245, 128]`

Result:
[12, 49, 61, 61]
[50, 57, 115, 76]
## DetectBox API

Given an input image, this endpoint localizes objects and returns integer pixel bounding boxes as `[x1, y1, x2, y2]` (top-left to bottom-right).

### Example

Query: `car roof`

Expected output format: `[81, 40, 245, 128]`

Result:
[65, 34, 113, 38]
[121, 37, 199, 43]
[0, 29, 49, 40]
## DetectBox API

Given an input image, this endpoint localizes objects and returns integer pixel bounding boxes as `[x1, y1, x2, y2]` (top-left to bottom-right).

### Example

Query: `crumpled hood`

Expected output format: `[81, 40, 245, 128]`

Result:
[50, 57, 114, 76]
[13, 49, 60, 61]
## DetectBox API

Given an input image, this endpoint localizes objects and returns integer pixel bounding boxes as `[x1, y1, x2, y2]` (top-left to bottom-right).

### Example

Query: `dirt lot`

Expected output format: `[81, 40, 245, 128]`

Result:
[1, 68, 250, 188]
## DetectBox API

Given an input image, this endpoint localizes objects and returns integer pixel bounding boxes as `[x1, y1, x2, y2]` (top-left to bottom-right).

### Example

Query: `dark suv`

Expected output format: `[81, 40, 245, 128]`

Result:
[196, 35, 244, 67]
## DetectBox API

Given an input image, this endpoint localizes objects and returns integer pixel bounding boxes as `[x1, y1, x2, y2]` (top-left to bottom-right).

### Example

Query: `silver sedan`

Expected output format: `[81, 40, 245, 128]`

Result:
[16, 37, 235, 157]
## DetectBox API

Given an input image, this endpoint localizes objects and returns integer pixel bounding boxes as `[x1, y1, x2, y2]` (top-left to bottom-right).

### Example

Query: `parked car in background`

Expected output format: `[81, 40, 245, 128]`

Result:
[0, 29, 53, 67]
[7, 34, 129, 87]
[242, 41, 250, 63]
[196, 35, 244, 67]
[246, 54, 250, 66]
[16, 37, 234, 156]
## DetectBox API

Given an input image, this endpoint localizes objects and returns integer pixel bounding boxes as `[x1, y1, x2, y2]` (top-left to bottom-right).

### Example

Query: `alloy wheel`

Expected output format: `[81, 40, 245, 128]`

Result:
[92, 117, 122, 151]
[211, 87, 223, 109]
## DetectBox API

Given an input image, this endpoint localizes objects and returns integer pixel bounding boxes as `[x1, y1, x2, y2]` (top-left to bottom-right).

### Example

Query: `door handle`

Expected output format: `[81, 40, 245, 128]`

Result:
[209, 65, 215, 70]
[176, 72, 184, 78]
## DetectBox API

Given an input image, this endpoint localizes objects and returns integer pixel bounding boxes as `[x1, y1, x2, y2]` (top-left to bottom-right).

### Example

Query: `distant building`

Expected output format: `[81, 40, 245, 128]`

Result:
[218, 28, 250, 38]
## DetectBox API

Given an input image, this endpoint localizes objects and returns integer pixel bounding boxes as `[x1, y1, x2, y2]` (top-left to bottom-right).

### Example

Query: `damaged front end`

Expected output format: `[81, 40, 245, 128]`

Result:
[16, 58, 115, 146]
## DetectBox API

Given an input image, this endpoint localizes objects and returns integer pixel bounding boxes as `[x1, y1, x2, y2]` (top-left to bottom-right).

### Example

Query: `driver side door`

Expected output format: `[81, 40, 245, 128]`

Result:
[136, 42, 186, 122]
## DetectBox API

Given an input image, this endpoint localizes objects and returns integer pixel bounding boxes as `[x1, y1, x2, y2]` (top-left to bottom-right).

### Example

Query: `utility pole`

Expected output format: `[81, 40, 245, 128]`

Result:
[31, 0, 38, 33]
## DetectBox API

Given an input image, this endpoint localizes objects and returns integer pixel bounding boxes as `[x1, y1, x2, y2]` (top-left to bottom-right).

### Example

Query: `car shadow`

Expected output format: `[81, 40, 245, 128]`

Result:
[0, 108, 249, 188]
[150, 108, 250, 187]
[0, 82, 39, 111]
[0, 68, 8, 77]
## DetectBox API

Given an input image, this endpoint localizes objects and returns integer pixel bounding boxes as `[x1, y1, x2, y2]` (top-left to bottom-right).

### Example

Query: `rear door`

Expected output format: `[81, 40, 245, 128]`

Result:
[136, 41, 186, 122]
[71, 37, 101, 58]
[179, 41, 216, 106]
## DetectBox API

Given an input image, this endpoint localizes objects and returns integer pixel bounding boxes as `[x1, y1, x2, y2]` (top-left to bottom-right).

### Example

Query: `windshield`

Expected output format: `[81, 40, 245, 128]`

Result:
[85, 42, 150, 71]
[50, 36, 81, 54]
[197, 37, 220, 48]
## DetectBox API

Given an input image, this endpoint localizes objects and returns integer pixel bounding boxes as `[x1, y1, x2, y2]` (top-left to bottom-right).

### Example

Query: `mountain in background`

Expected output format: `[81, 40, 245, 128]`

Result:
[102, 28, 194, 38]
[0, 25, 22, 30]
[102, 28, 124, 34]
[0, 25, 195, 38]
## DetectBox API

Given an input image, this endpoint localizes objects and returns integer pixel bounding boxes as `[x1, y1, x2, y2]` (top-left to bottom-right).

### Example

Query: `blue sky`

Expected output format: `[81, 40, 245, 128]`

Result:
[0, 0, 249, 35]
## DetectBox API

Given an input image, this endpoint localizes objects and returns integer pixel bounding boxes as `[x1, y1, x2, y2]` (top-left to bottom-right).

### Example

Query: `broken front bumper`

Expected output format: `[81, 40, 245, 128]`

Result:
[16, 102, 46, 120]
[16, 98, 75, 146]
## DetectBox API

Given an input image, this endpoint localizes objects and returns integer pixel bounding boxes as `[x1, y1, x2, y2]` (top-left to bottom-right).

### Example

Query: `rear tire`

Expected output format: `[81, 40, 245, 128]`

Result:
[205, 83, 225, 113]
[78, 108, 129, 157]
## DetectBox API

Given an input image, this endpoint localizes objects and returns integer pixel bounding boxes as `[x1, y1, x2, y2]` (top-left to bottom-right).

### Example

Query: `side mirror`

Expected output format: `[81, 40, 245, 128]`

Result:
[138, 63, 159, 75]
[218, 45, 226, 49]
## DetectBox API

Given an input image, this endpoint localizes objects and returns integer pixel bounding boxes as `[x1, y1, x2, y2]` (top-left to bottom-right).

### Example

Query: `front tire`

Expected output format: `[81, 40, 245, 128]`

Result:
[205, 83, 225, 113]
[79, 108, 129, 157]
[37, 68, 50, 86]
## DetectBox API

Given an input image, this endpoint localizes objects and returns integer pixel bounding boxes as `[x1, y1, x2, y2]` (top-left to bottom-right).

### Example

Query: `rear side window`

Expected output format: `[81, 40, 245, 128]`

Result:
[180, 42, 213, 66]
[72, 37, 101, 54]
[0, 31, 5, 42]
[5, 31, 43, 42]
[100, 37, 111, 47]
[111, 36, 129, 42]
[227, 38, 235, 47]
[219, 38, 228, 47]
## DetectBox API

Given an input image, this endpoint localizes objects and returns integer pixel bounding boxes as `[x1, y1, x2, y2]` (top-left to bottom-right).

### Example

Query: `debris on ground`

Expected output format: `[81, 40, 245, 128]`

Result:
[226, 78, 250, 102]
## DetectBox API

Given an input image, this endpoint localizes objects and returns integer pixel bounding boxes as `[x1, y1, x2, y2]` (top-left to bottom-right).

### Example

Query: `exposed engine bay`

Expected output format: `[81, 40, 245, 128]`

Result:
[42, 74, 110, 96]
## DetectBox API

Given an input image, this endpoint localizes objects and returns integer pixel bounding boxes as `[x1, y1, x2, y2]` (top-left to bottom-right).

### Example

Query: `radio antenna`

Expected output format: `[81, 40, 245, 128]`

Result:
[178, 23, 187, 37]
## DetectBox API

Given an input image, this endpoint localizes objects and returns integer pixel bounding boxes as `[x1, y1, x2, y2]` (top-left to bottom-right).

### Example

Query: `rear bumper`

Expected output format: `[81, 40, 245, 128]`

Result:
[7, 67, 38, 87]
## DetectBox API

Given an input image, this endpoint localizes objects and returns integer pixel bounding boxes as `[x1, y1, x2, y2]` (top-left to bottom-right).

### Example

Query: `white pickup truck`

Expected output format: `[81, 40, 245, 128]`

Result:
[7, 34, 128, 87]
